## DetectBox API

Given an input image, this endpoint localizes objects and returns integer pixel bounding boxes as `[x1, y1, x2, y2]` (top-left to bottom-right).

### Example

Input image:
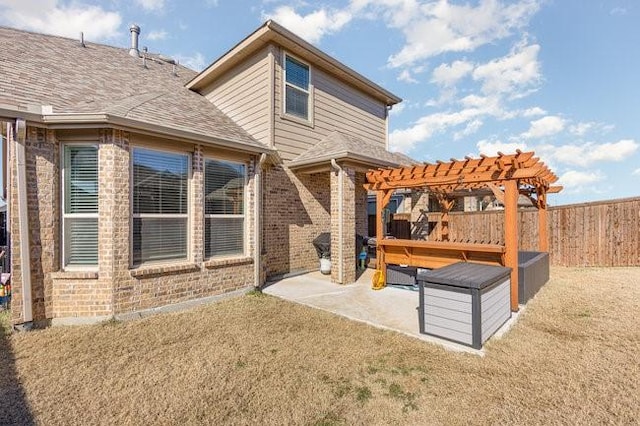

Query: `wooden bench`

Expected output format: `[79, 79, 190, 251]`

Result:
[378, 239, 505, 270]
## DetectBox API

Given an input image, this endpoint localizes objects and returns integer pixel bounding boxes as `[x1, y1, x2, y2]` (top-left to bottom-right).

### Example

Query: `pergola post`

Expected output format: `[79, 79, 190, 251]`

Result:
[504, 180, 519, 312]
[537, 188, 549, 252]
[375, 189, 392, 275]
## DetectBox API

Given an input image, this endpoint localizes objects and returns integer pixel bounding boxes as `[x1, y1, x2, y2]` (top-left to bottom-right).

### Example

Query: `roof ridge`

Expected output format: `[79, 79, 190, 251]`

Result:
[0, 25, 127, 52]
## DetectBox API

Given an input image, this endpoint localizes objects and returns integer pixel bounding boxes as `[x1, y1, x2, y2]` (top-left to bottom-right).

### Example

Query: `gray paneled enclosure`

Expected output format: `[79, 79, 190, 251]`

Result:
[418, 263, 512, 349]
[518, 251, 550, 304]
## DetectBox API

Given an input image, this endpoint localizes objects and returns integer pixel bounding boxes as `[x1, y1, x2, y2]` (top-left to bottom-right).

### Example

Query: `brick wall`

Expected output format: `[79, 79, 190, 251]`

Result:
[9, 126, 258, 324]
[263, 165, 330, 277]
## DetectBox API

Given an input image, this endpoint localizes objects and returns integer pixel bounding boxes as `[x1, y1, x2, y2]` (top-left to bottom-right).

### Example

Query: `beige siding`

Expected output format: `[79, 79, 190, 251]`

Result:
[201, 46, 272, 146]
[274, 47, 387, 161]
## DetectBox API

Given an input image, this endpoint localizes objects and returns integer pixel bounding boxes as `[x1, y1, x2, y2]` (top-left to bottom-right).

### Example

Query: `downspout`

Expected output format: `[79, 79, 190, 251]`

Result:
[330, 159, 344, 283]
[254, 153, 268, 289]
[13, 119, 33, 326]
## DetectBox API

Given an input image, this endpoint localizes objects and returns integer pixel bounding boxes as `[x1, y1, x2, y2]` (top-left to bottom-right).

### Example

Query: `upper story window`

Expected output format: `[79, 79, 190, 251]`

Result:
[284, 55, 310, 120]
[204, 159, 246, 258]
[132, 147, 189, 266]
[62, 145, 98, 268]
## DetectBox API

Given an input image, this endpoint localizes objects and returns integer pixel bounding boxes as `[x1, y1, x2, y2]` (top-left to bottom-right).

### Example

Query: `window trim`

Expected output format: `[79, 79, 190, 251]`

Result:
[61, 143, 99, 272]
[203, 157, 248, 260]
[130, 146, 192, 268]
[282, 52, 313, 126]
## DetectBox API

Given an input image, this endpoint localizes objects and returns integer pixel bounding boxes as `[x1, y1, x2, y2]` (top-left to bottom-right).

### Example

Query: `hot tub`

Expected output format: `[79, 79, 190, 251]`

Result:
[518, 251, 549, 304]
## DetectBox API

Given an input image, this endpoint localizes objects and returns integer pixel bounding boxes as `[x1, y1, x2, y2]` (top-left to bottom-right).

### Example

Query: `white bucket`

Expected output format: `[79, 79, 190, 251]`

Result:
[319, 258, 331, 275]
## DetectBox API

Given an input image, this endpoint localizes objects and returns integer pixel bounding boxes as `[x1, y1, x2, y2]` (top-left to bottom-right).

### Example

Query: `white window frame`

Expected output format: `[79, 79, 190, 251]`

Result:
[282, 52, 313, 124]
[204, 157, 248, 260]
[130, 146, 191, 267]
[61, 143, 99, 271]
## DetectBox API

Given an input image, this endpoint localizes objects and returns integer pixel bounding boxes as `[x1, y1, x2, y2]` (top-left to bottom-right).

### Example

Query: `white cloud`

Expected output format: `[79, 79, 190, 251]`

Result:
[147, 30, 168, 41]
[390, 107, 485, 151]
[472, 42, 541, 96]
[389, 102, 406, 116]
[521, 106, 546, 117]
[383, 0, 541, 67]
[454, 119, 483, 140]
[431, 60, 474, 87]
[521, 115, 565, 139]
[610, 7, 627, 16]
[0, 0, 121, 40]
[558, 170, 604, 189]
[263, 5, 352, 44]
[205, 0, 219, 7]
[568, 121, 614, 136]
[174, 52, 207, 71]
[135, 0, 165, 12]
[633, 168, 640, 176]
[569, 122, 593, 136]
[541, 139, 638, 167]
[476, 139, 529, 156]
[397, 69, 418, 83]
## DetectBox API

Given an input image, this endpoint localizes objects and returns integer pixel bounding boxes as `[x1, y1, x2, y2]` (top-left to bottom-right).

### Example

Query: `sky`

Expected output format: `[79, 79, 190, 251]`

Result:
[0, 0, 639, 205]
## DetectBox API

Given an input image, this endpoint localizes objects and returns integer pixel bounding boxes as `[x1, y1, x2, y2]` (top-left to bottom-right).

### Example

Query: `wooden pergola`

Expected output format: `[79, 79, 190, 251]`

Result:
[365, 150, 562, 311]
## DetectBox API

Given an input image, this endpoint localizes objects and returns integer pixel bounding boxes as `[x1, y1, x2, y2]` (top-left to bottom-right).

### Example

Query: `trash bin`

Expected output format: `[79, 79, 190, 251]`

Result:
[313, 233, 331, 274]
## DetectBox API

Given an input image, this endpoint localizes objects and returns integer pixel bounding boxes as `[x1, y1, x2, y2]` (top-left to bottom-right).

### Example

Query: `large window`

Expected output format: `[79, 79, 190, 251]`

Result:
[284, 55, 310, 120]
[204, 159, 246, 258]
[63, 145, 99, 267]
[132, 148, 189, 266]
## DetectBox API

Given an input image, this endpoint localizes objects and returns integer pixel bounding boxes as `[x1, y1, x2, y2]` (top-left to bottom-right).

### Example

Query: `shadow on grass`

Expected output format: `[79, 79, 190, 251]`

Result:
[0, 313, 35, 425]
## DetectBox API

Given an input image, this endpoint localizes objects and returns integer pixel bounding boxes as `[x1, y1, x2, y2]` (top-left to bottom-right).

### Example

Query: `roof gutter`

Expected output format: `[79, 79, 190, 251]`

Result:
[254, 153, 268, 289]
[11, 119, 33, 328]
[0, 107, 273, 155]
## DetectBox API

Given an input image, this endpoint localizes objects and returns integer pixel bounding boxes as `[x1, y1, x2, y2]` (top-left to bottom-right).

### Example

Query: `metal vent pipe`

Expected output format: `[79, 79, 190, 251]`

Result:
[129, 24, 140, 57]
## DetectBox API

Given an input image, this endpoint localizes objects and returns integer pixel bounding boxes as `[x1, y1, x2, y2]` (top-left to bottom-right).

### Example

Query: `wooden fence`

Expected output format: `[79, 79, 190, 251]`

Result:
[425, 197, 640, 267]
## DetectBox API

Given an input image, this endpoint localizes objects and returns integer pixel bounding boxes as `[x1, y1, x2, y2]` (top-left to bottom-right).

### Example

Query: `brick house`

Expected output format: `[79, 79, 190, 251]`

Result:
[0, 21, 411, 327]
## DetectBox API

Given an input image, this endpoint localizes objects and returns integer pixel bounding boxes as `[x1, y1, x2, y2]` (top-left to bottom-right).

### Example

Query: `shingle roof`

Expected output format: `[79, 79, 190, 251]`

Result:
[0, 26, 266, 151]
[288, 131, 417, 169]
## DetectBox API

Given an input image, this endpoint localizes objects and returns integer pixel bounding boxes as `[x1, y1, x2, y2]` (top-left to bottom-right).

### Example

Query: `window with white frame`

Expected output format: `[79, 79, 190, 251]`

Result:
[132, 147, 189, 266]
[63, 145, 99, 267]
[284, 54, 310, 120]
[204, 159, 246, 258]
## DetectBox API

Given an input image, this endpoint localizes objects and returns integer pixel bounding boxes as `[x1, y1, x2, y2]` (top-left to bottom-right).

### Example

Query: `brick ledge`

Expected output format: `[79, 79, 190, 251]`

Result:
[130, 262, 200, 278]
[204, 256, 254, 269]
[51, 271, 99, 280]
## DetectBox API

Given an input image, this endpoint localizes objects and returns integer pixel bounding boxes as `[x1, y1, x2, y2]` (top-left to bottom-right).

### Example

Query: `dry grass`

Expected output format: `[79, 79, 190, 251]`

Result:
[1, 267, 639, 425]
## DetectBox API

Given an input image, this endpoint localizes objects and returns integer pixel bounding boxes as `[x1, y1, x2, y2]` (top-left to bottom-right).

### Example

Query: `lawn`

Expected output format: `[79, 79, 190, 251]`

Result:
[1, 267, 639, 425]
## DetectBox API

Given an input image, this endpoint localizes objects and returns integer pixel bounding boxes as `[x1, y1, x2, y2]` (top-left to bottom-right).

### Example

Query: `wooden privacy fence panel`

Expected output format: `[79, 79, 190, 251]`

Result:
[426, 197, 640, 267]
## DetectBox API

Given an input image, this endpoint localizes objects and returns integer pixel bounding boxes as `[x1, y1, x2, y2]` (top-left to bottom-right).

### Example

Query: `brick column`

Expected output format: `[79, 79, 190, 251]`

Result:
[9, 127, 59, 324]
[108, 130, 132, 313]
[331, 164, 356, 284]
[191, 145, 204, 264]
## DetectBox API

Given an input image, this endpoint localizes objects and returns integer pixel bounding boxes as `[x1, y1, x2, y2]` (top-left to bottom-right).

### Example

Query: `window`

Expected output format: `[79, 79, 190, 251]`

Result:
[132, 148, 189, 266]
[204, 159, 246, 258]
[284, 55, 310, 120]
[62, 145, 99, 268]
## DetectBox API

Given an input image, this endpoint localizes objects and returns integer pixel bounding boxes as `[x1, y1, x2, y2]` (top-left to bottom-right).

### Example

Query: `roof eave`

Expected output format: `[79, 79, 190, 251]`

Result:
[288, 151, 403, 171]
[0, 107, 272, 155]
[186, 20, 402, 106]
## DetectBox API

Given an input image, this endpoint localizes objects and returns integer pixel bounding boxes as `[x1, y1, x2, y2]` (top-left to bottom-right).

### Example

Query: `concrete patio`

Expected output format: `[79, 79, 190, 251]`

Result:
[263, 268, 524, 355]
